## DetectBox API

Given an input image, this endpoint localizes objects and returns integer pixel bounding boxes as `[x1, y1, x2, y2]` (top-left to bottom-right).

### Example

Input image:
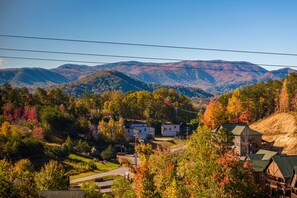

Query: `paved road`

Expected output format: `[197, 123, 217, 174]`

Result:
[70, 167, 128, 184]
[95, 180, 114, 187]
[70, 145, 185, 184]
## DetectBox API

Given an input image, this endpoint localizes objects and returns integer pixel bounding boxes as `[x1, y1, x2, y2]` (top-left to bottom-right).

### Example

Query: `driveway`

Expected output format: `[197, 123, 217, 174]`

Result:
[70, 167, 128, 184]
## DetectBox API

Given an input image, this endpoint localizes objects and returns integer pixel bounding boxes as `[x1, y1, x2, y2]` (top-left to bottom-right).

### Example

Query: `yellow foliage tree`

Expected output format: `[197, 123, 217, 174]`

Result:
[227, 88, 242, 122]
[279, 78, 289, 112]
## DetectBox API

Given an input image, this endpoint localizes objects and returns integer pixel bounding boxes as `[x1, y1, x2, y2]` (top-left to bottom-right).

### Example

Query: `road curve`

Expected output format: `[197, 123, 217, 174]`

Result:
[70, 167, 128, 184]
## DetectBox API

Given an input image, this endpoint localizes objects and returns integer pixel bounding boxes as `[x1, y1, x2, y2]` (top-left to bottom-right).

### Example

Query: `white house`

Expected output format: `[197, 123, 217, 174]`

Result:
[125, 122, 155, 140]
[161, 124, 180, 136]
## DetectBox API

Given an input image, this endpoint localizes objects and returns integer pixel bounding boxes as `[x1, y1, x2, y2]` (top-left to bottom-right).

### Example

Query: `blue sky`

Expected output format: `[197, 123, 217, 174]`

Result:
[0, 0, 296, 70]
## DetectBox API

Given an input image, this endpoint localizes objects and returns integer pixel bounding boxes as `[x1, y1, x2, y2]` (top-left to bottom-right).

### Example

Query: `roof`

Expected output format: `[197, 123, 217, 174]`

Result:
[256, 149, 278, 160]
[251, 160, 270, 172]
[162, 123, 179, 126]
[249, 154, 265, 160]
[219, 123, 262, 136]
[271, 155, 297, 178]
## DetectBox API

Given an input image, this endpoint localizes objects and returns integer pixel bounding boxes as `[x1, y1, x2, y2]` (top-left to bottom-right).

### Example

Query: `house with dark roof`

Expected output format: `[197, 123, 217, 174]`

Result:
[247, 149, 278, 187]
[216, 123, 262, 156]
[264, 155, 297, 197]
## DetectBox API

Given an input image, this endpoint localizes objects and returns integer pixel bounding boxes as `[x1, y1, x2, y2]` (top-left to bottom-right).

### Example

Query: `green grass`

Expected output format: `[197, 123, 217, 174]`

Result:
[65, 153, 119, 180]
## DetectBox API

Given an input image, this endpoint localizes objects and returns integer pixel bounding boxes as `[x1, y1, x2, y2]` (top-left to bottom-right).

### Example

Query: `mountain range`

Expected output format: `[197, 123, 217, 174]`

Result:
[55, 70, 213, 98]
[0, 60, 295, 95]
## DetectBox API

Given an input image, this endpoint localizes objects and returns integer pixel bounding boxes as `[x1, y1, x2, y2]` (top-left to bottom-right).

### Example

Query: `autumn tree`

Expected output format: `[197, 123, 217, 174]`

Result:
[13, 159, 38, 198]
[134, 164, 158, 198]
[135, 143, 153, 165]
[98, 117, 126, 143]
[35, 160, 68, 190]
[203, 100, 226, 129]
[214, 151, 260, 197]
[227, 88, 242, 122]
[279, 78, 289, 112]
[0, 159, 37, 198]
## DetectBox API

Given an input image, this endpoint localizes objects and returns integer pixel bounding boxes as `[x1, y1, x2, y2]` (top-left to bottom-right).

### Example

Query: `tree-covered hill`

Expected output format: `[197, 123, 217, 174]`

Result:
[56, 70, 213, 98]
[0, 67, 70, 88]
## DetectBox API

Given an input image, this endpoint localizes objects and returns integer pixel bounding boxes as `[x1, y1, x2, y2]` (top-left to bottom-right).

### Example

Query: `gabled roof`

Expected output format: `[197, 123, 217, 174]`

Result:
[219, 123, 262, 136]
[249, 154, 265, 160]
[251, 160, 270, 172]
[256, 149, 278, 160]
[270, 155, 297, 178]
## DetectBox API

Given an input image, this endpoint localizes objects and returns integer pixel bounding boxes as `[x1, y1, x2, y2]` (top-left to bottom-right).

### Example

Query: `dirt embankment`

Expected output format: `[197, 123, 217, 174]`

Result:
[250, 112, 297, 155]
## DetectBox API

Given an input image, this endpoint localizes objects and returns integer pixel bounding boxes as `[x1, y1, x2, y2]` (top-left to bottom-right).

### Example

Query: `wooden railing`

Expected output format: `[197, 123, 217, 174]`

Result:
[266, 179, 291, 191]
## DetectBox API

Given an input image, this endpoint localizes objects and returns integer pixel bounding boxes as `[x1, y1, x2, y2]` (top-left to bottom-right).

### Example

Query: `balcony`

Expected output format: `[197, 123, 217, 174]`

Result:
[266, 179, 291, 191]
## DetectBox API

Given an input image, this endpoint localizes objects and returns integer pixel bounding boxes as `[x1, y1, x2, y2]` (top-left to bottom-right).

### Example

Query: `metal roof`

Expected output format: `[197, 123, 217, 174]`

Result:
[220, 123, 262, 136]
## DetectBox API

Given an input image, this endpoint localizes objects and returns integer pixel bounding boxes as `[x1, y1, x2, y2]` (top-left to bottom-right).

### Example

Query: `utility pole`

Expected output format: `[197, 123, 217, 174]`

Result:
[134, 129, 139, 166]
[186, 125, 189, 141]
[175, 106, 178, 123]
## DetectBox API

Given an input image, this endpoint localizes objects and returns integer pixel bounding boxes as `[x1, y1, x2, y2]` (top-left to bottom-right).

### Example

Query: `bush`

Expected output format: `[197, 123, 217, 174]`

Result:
[101, 145, 116, 161]
[76, 139, 90, 153]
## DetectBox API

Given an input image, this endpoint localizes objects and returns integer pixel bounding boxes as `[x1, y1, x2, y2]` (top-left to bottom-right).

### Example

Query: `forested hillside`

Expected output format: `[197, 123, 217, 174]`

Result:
[203, 73, 297, 129]
[0, 67, 70, 88]
[56, 70, 212, 98]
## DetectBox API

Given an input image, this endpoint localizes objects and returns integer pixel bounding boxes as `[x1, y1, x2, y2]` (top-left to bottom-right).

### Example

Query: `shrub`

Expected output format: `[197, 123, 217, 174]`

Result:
[101, 145, 116, 161]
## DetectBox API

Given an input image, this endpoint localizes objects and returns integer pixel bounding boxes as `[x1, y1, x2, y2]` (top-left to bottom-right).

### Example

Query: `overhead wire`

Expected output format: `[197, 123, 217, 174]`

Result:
[0, 34, 297, 57]
[0, 47, 297, 69]
[1, 55, 296, 75]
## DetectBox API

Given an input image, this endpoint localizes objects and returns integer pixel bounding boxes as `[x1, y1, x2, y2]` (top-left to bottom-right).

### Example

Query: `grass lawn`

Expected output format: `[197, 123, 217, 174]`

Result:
[65, 153, 119, 180]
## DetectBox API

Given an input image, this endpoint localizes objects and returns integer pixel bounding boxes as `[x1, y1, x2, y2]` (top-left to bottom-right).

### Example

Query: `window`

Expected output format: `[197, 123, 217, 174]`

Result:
[144, 128, 146, 132]
[164, 128, 167, 130]
[174, 126, 176, 128]
[169, 128, 171, 130]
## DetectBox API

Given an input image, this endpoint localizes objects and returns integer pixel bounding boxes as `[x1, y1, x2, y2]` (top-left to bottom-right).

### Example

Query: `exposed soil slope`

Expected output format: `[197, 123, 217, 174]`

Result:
[250, 112, 297, 155]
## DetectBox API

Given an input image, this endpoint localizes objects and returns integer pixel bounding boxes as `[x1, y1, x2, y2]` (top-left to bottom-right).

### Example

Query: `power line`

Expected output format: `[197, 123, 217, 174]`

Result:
[0, 47, 297, 69]
[0, 47, 183, 62]
[0, 55, 106, 65]
[1, 55, 296, 74]
[1, 34, 297, 57]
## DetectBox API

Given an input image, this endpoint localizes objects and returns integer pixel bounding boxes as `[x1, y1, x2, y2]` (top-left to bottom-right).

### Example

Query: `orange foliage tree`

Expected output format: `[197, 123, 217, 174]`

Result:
[203, 100, 226, 129]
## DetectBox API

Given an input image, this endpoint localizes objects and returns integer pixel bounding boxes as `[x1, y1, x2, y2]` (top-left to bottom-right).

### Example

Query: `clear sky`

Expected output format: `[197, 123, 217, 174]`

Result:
[0, 0, 297, 70]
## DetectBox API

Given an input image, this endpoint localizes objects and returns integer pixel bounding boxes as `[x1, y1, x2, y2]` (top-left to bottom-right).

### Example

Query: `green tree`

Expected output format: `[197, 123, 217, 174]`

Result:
[179, 126, 219, 197]
[76, 139, 91, 153]
[112, 176, 136, 198]
[35, 160, 68, 190]
[81, 181, 101, 198]
[64, 136, 74, 151]
[101, 145, 116, 161]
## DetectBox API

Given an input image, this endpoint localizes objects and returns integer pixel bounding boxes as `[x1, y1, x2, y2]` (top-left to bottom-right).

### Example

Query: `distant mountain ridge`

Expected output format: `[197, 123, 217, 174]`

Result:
[0, 60, 296, 94]
[56, 70, 213, 98]
[0, 67, 69, 88]
[53, 60, 296, 94]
